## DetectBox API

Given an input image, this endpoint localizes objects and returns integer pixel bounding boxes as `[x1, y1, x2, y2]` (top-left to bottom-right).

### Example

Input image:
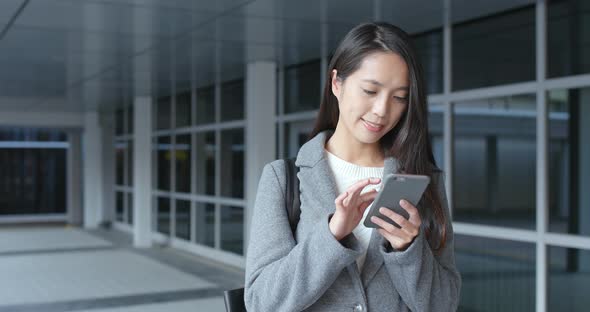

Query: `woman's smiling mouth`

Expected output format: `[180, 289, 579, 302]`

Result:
[362, 118, 384, 132]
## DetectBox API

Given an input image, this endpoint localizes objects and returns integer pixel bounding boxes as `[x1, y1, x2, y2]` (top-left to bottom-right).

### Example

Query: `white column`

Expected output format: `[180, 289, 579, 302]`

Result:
[244, 61, 277, 254]
[535, 1, 548, 312]
[102, 113, 115, 223]
[132, 1, 153, 247]
[67, 131, 83, 225]
[443, 0, 454, 217]
[133, 96, 153, 248]
[82, 112, 104, 228]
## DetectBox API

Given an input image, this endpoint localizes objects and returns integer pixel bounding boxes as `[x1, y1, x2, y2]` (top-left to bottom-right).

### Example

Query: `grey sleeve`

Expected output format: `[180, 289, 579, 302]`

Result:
[379, 171, 462, 312]
[244, 162, 362, 312]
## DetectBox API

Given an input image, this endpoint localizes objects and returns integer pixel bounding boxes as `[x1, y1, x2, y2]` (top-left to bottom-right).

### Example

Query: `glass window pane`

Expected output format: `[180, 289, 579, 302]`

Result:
[127, 192, 133, 225]
[115, 141, 125, 185]
[284, 59, 321, 114]
[429, 103, 444, 167]
[452, 5, 535, 90]
[157, 136, 171, 191]
[195, 202, 215, 248]
[175, 200, 191, 240]
[156, 96, 172, 130]
[284, 121, 313, 158]
[176, 90, 192, 128]
[220, 79, 244, 121]
[127, 143, 133, 186]
[548, 87, 590, 237]
[412, 30, 443, 95]
[195, 132, 215, 196]
[549, 246, 590, 311]
[127, 106, 134, 135]
[221, 205, 243, 255]
[35, 128, 66, 142]
[453, 95, 536, 229]
[157, 197, 170, 235]
[548, 0, 590, 78]
[455, 235, 535, 311]
[116, 192, 124, 222]
[275, 123, 280, 159]
[196, 86, 215, 125]
[175, 134, 191, 193]
[115, 109, 124, 135]
[220, 129, 244, 198]
[0, 141, 67, 215]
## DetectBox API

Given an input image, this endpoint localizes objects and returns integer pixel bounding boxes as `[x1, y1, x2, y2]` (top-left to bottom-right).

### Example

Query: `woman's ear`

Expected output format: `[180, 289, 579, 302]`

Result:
[331, 69, 342, 101]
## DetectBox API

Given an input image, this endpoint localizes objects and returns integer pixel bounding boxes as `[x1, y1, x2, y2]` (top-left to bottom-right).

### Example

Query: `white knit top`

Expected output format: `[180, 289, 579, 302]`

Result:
[325, 149, 384, 271]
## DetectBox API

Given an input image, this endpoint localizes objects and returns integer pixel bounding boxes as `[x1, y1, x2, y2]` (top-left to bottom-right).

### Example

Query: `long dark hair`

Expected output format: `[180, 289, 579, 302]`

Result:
[309, 22, 447, 253]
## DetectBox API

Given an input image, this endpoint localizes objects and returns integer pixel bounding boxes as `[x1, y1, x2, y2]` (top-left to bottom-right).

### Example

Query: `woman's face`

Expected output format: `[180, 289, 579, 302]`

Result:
[331, 51, 409, 145]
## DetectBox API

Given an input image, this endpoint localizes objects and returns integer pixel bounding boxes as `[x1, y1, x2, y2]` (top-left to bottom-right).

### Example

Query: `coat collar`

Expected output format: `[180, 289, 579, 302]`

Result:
[295, 130, 397, 172]
[296, 130, 398, 286]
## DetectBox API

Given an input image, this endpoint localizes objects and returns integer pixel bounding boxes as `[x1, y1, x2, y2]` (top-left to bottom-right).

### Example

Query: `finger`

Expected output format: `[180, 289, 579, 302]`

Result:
[334, 191, 348, 206]
[378, 229, 405, 247]
[379, 207, 420, 237]
[378, 207, 410, 229]
[347, 178, 381, 198]
[359, 188, 378, 203]
[399, 199, 422, 224]
[370, 215, 408, 239]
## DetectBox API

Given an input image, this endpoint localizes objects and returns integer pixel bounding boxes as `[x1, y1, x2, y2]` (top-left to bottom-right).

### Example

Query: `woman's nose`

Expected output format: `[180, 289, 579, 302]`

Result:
[372, 96, 388, 117]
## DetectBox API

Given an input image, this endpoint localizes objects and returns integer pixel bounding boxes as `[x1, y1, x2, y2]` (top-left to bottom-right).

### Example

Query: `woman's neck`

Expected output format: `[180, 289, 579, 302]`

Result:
[325, 127, 385, 167]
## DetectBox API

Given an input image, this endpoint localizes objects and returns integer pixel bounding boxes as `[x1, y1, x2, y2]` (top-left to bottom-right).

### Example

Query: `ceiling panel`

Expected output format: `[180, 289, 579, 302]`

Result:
[0, 0, 25, 25]
[17, 0, 213, 39]
[58, 0, 252, 14]
[0, 0, 539, 114]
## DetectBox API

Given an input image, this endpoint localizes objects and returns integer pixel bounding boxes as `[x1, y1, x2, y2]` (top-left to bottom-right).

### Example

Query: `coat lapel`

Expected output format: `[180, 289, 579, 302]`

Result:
[295, 130, 341, 217]
[298, 157, 341, 216]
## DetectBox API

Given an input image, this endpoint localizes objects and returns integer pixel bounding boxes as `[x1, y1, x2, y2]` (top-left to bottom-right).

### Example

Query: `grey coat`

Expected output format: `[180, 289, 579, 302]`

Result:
[245, 130, 461, 312]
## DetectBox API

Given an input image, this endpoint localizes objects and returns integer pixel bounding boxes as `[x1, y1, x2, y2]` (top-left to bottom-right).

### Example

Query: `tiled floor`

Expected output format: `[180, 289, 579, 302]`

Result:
[0, 225, 244, 312]
[75, 298, 226, 312]
[0, 227, 112, 255]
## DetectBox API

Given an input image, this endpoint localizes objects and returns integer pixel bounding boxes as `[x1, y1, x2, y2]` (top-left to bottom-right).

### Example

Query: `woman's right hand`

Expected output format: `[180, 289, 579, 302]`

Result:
[329, 178, 381, 240]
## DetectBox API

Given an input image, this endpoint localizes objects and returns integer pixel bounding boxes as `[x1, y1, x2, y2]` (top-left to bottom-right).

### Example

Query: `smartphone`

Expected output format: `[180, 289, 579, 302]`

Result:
[363, 173, 430, 229]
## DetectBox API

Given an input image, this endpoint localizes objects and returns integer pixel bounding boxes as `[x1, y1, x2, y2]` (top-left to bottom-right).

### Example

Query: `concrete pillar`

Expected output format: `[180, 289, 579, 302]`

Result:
[244, 61, 277, 254]
[102, 113, 115, 223]
[131, 0, 154, 248]
[82, 112, 104, 228]
[67, 131, 83, 226]
[133, 97, 153, 248]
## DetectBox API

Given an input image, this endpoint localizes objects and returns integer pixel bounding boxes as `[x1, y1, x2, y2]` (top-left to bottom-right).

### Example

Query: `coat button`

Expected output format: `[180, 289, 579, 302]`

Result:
[354, 304, 364, 312]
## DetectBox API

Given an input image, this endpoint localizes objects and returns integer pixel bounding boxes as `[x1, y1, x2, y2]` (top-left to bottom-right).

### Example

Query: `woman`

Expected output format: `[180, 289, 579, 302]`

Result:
[245, 22, 461, 312]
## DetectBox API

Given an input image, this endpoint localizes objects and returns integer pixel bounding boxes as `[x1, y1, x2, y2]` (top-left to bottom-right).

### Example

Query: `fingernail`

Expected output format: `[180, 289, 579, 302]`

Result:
[399, 199, 406, 206]
[379, 207, 385, 214]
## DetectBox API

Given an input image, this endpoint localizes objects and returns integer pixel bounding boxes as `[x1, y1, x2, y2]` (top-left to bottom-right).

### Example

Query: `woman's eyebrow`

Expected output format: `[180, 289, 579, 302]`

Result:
[361, 79, 383, 86]
[361, 79, 409, 91]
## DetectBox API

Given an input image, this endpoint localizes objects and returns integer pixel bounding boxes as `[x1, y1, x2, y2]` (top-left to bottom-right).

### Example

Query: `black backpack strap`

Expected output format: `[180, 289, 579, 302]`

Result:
[284, 158, 301, 236]
[223, 159, 301, 312]
[223, 158, 301, 312]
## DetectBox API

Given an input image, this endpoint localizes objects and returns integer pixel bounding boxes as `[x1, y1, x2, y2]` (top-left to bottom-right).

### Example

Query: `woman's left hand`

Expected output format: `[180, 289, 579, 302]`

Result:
[370, 199, 422, 251]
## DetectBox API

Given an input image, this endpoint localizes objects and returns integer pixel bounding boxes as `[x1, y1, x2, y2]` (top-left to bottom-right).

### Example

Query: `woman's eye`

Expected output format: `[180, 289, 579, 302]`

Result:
[363, 89, 377, 95]
[394, 96, 408, 102]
